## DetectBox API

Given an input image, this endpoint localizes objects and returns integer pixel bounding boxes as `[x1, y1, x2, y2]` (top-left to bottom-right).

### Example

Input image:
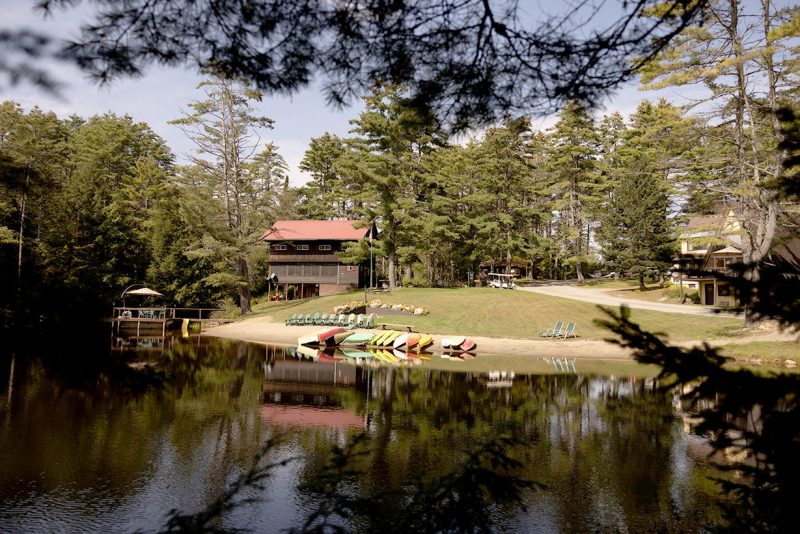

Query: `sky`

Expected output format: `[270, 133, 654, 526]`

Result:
[2, 1, 708, 186]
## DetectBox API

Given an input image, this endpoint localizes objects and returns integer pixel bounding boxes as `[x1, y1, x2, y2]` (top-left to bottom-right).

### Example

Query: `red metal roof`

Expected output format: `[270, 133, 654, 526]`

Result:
[261, 220, 369, 241]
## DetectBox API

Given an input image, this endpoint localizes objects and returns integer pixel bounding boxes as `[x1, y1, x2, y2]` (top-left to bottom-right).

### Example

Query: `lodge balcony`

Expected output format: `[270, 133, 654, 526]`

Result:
[270, 254, 341, 263]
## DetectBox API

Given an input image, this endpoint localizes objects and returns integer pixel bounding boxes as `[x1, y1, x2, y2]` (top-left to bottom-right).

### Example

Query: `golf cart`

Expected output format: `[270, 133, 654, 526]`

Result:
[487, 272, 516, 289]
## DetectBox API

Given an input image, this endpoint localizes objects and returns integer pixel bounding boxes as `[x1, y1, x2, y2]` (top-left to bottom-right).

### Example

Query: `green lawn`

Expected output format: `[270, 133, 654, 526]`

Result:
[252, 287, 743, 342]
[720, 341, 800, 360]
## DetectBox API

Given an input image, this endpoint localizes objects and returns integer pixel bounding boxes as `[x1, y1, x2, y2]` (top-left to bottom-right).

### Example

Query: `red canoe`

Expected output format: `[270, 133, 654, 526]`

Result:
[318, 327, 347, 345]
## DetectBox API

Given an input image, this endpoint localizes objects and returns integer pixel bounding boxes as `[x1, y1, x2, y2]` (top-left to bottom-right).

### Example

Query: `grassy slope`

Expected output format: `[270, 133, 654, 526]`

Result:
[252, 287, 742, 342]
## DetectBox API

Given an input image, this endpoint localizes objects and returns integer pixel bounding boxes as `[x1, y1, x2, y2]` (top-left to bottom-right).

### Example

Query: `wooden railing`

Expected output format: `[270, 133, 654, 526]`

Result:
[112, 307, 224, 321]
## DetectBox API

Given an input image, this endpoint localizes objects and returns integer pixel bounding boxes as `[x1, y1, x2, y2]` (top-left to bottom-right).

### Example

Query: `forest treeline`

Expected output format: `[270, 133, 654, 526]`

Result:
[1, 0, 797, 320]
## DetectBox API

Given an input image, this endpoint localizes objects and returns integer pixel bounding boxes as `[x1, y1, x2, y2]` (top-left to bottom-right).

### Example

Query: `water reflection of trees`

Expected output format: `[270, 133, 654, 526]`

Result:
[0, 339, 722, 532]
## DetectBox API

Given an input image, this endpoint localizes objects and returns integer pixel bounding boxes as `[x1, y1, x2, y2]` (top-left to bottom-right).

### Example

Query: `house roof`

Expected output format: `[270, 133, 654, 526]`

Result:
[261, 220, 370, 241]
[684, 215, 724, 231]
[714, 246, 742, 254]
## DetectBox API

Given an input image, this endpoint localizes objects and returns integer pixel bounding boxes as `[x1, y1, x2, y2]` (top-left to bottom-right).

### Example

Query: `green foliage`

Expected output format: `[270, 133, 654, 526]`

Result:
[288, 425, 538, 534]
[597, 100, 682, 286]
[597, 305, 800, 533]
[169, 76, 294, 314]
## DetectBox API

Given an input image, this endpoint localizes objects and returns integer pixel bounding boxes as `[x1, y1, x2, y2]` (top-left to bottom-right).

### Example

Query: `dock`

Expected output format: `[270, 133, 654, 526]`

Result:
[111, 307, 234, 336]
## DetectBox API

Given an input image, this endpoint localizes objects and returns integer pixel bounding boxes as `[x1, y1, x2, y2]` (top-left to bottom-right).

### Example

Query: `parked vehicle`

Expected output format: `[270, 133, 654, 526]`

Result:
[487, 272, 516, 289]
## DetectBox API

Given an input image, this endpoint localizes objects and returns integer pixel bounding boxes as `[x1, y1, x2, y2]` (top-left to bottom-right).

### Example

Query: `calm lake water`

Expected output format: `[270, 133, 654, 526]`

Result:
[0, 335, 723, 533]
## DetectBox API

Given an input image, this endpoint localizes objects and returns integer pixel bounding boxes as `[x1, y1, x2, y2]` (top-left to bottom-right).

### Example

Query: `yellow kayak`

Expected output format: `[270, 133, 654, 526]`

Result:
[370, 348, 388, 362]
[416, 334, 433, 351]
[372, 330, 392, 346]
[379, 349, 400, 363]
[382, 331, 402, 346]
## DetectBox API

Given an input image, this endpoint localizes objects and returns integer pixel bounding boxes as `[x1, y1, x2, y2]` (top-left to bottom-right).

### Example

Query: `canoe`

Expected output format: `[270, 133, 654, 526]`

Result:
[382, 331, 401, 346]
[342, 332, 374, 345]
[392, 349, 408, 360]
[341, 349, 374, 359]
[370, 349, 388, 362]
[317, 352, 339, 362]
[295, 345, 320, 359]
[458, 352, 475, 360]
[380, 349, 399, 363]
[405, 334, 421, 349]
[298, 333, 320, 347]
[372, 330, 393, 346]
[417, 353, 432, 360]
[456, 339, 477, 352]
[318, 327, 347, 345]
[392, 333, 411, 349]
[448, 336, 465, 348]
[416, 334, 433, 351]
[332, 331, 354, 345]
[441, 338, 451, 348]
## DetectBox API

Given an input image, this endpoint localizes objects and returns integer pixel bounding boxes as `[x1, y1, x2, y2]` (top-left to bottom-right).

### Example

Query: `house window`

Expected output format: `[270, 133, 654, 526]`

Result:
[715, 258, 725, 268]
[319, 244, 331, 251]
[273, 244, 287, 251]
[718, 285, 731, 296]
[345, 265, 354, 272]
[296, 244, 309, 251]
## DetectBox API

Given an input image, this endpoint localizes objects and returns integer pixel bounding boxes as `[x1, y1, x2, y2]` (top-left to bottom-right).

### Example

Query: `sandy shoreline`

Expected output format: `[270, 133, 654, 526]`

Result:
[202, 314, 793, 361]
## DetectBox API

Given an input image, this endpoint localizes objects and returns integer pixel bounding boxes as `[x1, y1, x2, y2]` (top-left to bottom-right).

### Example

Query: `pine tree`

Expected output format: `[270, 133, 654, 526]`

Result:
[544, 102, 603, 282]
[170, 76, 285, 314]
[599, 100, 685, 289]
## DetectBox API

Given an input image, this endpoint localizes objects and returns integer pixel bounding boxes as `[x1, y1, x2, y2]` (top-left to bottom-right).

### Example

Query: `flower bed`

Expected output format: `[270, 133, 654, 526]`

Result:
[332, 299, 430, 316]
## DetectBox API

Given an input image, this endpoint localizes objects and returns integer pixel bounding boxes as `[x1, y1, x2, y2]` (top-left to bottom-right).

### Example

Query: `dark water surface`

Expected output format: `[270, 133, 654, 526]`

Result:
[0, 336, 722, 533]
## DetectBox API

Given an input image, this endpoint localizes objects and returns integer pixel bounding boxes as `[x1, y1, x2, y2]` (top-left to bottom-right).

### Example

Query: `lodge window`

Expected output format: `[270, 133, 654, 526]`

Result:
[718, 285, 731, 296]
[273, 244, 287, 251]
[296, 244, 309, 251]
[319, 244, 331, 251]
[345, 265, 354, 272]
[715, 258, 725, 268]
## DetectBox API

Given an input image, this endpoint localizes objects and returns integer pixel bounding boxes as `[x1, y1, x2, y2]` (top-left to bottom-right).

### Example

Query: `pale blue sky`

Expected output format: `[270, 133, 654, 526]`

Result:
[3, 0, 707, 185]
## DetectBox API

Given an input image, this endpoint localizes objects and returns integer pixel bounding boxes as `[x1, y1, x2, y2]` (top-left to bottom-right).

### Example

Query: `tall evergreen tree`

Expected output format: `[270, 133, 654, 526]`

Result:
[545, 102, 603, 282]
[338, 84, 447, 289]
[170, 76, 286, 314]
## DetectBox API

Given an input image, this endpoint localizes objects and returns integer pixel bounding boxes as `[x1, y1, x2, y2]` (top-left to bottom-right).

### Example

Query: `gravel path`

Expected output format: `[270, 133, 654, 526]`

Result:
[518, 283, 739, 317]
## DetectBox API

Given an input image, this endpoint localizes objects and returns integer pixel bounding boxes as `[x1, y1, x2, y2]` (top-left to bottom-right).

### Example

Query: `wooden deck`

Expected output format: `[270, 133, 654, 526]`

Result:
[111, 307, 234, 336]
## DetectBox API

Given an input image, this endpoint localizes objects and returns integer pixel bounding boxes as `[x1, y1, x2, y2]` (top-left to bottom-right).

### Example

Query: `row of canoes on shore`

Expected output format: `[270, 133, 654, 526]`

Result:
[296, 344, 431, 365]
[294, 345, 479, 365]
[298, 327, 435, 351]
[298, 327, 479, 353]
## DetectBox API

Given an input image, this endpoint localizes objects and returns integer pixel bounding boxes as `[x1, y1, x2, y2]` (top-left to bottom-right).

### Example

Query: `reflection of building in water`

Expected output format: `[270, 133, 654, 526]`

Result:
[111, 335, 182, 354]
[484, 370, 515, 389]
[261, 346, 367, 430]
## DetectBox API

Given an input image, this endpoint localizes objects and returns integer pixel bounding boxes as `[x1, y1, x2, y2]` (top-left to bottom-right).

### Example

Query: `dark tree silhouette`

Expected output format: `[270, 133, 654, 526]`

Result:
[4, 0, 708, 129]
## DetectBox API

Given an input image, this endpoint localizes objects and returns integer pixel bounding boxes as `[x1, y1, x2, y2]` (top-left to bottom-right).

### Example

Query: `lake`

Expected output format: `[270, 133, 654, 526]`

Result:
[0, 335, 723, 532]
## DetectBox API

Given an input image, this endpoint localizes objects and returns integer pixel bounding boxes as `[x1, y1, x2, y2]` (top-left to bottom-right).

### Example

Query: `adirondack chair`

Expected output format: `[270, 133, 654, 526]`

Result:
[311, 312, 321, 325]
[345, 313, 356, 327]
[319, 313, 329, 325]
[302, 313, 312, 325]
[327, 313, 338, 325]
[337, 313, 347, 326]
[538, 321, 563, 337]
[365, 313, 376, 328]
[352, 314, 365, 328]
[559, 323, 577, 339]
[285, 313, 299, 326]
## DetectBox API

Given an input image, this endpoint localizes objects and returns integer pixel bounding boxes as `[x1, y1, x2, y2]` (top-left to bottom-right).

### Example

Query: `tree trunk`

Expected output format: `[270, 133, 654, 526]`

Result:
[238, 258, 252, 315]
[575, 261, 584, 282]
[639, 272, 647, 291]
[16, 186, 27, 289]
[387, 249, 397, 290]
